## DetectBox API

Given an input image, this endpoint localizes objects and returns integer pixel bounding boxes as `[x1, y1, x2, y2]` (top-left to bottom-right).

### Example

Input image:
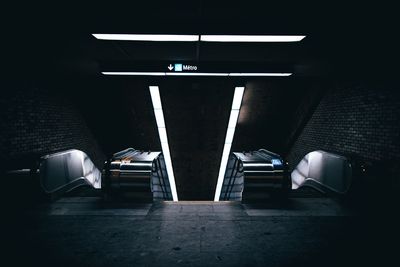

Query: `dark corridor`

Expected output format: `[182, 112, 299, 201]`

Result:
[1, 1, 400, 267]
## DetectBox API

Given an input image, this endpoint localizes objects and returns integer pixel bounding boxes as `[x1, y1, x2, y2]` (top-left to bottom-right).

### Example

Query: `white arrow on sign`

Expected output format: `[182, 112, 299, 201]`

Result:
[168, 64, 174, 71]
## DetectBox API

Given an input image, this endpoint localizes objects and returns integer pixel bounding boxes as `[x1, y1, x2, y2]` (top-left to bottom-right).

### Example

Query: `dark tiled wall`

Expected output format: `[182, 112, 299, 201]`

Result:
[287, 85, 400, 172]
[0, 88, 105, 169]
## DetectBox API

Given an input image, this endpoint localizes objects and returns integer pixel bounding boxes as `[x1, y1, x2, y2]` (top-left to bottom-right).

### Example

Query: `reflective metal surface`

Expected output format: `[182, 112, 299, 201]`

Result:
[39, 149, 101, 196]
[103, 148, 173, 201]
[291, 150, 352, 194]
[220, 149, 290, 201]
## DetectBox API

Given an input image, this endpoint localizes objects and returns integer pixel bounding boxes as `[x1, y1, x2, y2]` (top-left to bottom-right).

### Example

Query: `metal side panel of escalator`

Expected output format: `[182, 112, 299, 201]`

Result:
[102, 148, 173, 202]
[220, 149, 291, 202]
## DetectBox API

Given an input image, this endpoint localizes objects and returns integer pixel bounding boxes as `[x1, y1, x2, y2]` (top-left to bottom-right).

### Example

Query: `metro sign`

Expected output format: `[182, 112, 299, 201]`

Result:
[174, 64, 182, 71]
[167, 63, 198, 72]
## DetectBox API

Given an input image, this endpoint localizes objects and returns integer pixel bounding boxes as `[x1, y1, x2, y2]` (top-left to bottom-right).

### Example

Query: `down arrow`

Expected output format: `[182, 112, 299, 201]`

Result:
[168, 64, 174, 71]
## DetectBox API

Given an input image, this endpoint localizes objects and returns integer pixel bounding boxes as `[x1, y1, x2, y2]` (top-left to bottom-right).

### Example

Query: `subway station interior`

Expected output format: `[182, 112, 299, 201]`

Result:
[1, 2, 400, 266]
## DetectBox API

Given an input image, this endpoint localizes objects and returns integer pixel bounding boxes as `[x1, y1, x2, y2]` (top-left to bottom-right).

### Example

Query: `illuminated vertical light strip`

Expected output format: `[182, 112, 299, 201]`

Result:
[149, 86, 178, 201]
[214, 86, 245, 201]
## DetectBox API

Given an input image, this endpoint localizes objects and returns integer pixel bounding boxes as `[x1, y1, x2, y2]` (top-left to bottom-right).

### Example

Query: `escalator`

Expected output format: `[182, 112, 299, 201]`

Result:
[102, 148, 173, 201]
[220, 149, 291, 202]
[5, 148, 173, 203]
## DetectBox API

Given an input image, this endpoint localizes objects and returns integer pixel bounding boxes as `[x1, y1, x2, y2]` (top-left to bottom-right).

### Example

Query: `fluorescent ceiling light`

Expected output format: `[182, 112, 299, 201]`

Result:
[158, 127, 168, 144]
[92, 34, 305, 42]
[149, 86, 178, 201]
[149, 86, 163, 109]
[231, 87, 245, 109]
[229, 73, 292, 77]
[165, 72, 229, 76]
[102, 72, 165, 76]
[227, 110, 240, 128]
[153, 109, 165, 128]
[214, 86, 245, 201]
[102, 72, 292, 77]
[225, 128, 235, 144]
[92, 34, 199, 42]
[200, 35, 306, 42]
[215, 143, 234, 201]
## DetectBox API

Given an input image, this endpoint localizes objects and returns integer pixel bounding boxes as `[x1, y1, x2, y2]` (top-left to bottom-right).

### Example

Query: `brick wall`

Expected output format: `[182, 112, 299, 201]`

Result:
[287, 84, 400, 175]
[0, 87, 106, 170]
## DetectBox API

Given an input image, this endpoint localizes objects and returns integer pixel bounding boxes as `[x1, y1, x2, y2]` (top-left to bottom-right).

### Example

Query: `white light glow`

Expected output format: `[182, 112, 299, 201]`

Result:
[214, 87, 245, 201]
[227, 110, 240, 128]
[231, 87, 245, 109]
[200, 35, 306, 42]
[225, 128, 235, 144]
[149, 86, 178, 201]
[93, 34, 199, 42]
[154, 109, 165, 128]
[102, 72, 165, 76]
[165, 72, 229, 76]
[102, 72, 292, 77]
[158, 127, 168, 144]
[93, 34, 305, 43]
[229, 73, 292, 77]
[149, 86, 162, 109]
[244, 163, 273, 167]
[214, 143, 233, 202]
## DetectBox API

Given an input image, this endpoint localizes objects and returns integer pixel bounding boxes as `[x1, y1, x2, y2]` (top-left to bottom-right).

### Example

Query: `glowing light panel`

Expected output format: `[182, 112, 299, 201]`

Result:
[214, 87, 245, 201]
[149, 86, 178, 201]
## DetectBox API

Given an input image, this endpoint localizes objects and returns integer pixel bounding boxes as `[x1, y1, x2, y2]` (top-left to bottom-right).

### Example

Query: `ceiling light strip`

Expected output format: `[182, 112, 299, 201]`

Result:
[149, 86, 178, 201]
[93, 34, 199, 42]
[214, 86, 245, 201]
[92, 34, 305, 43]
[102, 72, 292, 77]
[166, 72, 229, 76]
[229, 73, 292, 77]
[102, 72, 166, 76]
[200, 35, 306, 42]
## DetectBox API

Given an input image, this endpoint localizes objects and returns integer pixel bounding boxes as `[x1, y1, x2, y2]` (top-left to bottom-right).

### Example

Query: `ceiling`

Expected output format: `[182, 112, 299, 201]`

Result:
[4, 1, 399, 79]
[3, 1, 399, 199]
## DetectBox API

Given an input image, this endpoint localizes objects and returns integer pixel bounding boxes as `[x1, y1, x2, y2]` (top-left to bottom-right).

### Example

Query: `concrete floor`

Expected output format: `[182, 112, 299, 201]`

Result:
[4, 197, 399, 267]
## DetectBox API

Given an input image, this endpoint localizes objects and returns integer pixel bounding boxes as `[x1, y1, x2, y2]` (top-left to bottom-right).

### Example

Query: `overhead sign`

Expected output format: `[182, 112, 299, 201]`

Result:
[167, 63, 198, 72]
[102, 61, 293, 75]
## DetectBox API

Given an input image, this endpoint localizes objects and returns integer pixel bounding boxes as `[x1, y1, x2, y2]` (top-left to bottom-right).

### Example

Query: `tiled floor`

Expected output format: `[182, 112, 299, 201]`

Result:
[4, 197, 398, 266]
